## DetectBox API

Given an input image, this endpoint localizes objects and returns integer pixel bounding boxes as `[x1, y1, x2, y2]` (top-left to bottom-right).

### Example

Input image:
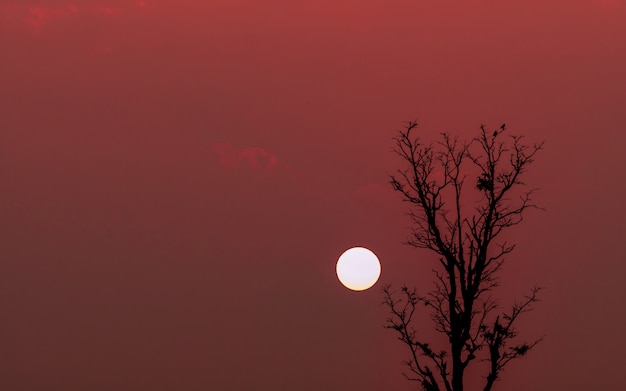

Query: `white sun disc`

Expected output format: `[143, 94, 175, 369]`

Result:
[336, 247, 381, 291]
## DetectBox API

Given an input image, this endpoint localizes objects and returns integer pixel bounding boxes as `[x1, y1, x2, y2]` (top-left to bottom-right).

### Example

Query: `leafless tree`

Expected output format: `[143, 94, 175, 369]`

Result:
[384, 121, 544, 391]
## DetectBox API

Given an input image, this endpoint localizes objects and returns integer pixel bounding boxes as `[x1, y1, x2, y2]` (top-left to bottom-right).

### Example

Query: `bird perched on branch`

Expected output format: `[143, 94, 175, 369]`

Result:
[493, 123, 506, 137]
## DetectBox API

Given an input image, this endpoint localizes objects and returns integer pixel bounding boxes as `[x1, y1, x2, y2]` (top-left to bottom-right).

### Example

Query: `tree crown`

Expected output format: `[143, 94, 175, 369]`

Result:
[384, 122, 544, 391]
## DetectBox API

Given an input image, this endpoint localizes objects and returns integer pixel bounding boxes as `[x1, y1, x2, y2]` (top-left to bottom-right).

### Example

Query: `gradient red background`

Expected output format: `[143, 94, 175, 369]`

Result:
[1, 1, 625, 390]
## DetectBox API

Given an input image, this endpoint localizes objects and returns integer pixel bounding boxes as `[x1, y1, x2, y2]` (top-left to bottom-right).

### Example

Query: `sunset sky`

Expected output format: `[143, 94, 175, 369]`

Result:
[1, 1, 625, 390]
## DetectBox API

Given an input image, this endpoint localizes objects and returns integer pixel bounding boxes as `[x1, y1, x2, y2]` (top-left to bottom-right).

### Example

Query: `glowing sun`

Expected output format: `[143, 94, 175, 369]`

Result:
[336, 247, 381, 291]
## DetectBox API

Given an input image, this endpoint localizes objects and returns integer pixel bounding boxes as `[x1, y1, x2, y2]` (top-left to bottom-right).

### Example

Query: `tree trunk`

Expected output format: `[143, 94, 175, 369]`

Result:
[451, 341, 464, 391]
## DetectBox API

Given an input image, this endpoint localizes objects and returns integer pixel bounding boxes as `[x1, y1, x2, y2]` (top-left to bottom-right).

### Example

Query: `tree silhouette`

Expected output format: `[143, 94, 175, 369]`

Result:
[383, 121, 544, 391]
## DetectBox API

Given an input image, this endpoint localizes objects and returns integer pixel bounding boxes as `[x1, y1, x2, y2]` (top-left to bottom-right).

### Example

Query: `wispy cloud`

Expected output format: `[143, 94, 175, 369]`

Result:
[210, 142, 279, 171]
[26, 4, 78, 32]
[0, 1, 148, 35]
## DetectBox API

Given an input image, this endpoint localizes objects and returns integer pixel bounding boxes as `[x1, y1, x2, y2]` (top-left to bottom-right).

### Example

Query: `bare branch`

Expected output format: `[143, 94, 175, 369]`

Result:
[385, 122, 544, 391]
[482, 287, 543, 391]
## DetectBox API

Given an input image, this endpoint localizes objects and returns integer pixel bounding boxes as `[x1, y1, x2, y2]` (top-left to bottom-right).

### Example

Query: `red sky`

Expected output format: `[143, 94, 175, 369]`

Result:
[1, 1, 625, 390]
